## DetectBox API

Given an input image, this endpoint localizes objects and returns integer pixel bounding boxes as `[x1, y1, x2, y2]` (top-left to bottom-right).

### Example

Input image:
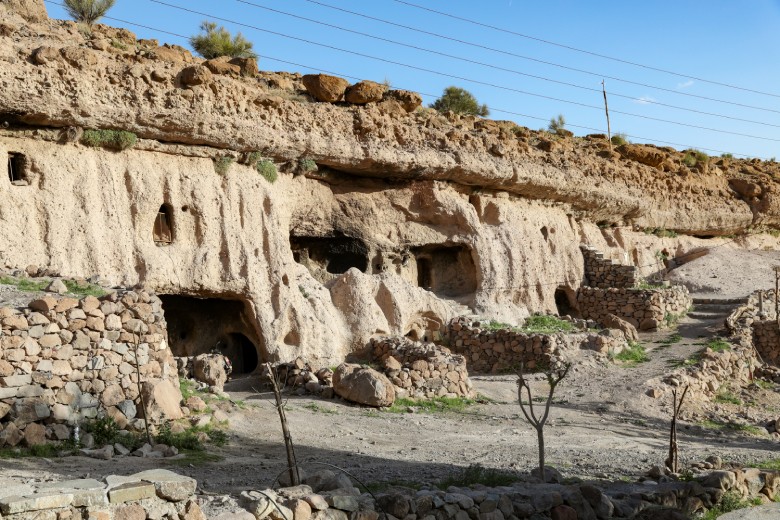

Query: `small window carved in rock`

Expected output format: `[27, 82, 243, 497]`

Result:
[153, 204, 173, 245]
[7, 153, 28, 185]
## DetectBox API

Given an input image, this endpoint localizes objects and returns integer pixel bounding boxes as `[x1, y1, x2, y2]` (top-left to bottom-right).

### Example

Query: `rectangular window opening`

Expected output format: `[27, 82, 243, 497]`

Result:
[7, 153, 27, 184]
[154, 211, 173, 244]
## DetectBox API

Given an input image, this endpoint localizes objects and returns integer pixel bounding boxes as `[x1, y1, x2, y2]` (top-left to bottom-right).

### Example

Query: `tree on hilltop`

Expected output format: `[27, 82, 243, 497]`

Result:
[190, 21, 257, 60]
[63, 0, 116, 25]
[430, 86, 489, 117]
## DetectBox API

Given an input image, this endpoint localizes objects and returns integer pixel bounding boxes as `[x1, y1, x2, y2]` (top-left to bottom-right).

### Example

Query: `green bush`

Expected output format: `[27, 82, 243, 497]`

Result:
[682, 149, 708, 167]
[257, 160, 278, 183]
[298, 157, 317, 173]
[701, 491, 761, 520]
[610, 133, 628, 146]
[190, 21, 257, 59]
[64, 0, 116, 25]
[81, 129, 137, 151]
[86, 416, 119, 446]
[430, 86, 489, 117]
[548, 114, 566, 135]
[213, 156, 234, 175]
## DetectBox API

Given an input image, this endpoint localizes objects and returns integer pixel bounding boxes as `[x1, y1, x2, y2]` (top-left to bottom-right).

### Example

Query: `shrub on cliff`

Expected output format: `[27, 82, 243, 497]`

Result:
[190, 21, 257, 60]
[548, 114, 566, 135]
[63, 0, 116, 25]
[81, 129, 137, 151]
[430, 86, 489, 117]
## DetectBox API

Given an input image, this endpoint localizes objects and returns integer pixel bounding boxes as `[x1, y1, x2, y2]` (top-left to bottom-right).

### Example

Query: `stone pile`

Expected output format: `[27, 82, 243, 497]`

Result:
[578, 285, 692, 331]
[369, 337, 474, 399]
[446, 317, 627, 373]
[0, 469, 200, 520]
[580, 245, 639, 289]
[0, 290, 182, 448]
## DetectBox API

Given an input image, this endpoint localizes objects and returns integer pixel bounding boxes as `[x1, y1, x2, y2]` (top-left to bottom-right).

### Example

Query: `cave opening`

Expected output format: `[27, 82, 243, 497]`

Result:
[412, 244, 477, 297]
[153, 204, 174, 245]
[7, 152, 27, 184]
[554, 286, 578, 318]
[160, 295, 262, 375]
[290, 235, 369, 275]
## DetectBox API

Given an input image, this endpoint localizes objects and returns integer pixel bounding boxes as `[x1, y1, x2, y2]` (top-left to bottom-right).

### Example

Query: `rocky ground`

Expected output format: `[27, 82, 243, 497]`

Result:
[2, 248, 780, 502]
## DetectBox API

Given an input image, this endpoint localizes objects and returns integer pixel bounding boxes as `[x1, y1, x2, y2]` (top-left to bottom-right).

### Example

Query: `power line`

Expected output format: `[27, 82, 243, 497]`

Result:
[148, 0, 780, 144]
[391, 0, 780, 100]
[41, 1, 767, 158]
[233, 0, 780, 129]
[299, 0, 780, 117]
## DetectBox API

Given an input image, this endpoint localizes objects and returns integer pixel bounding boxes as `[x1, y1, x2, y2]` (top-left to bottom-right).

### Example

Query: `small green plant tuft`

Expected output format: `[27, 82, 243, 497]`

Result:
[0, 276, 47, 292]
[636, 279, 666, 290]
[659, 333, 682, 346]
[520, 315, 574, 334]
[64, 280, 106, 297]
[302, 403, 338, 414]
[85, 416, 119, 446]
[214, 156, 234, 175]
[257, 160, 278, 183]
[548, 114, 567, 135]
[437, 464, 518, 489]
[701, 491, 760, 520]
[682, 149, 709, 168]
[721, 153, 734, 159]
[298, 157, 317, 174]
[110, 39, 128, 51]
[707, 338, 731, 352]
[190, 21, 257, 59]
[614, 341, 649, 366]
[81, 129, 137, 151]
[610, 133, 628, 146]
[714, 388, 742, 406]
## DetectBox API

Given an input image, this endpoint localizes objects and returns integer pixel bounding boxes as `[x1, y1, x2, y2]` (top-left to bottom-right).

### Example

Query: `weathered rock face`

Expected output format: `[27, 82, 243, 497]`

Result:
[1, 0, 47, 22]
[1, 7, 780, 367]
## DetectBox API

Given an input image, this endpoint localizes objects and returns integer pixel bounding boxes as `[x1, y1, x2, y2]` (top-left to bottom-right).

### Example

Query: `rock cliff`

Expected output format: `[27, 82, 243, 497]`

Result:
[1, 2, 778, 365]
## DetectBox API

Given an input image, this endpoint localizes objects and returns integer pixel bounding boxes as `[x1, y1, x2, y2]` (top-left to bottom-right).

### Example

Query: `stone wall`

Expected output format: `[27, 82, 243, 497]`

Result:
[0, 469, 199, 519]
[577, 285, 691, 331]
[369, 337, 473, 399]
[753, 319, 780, 365]
[0, 290, 181, 448]
[445, 317, 627, 373]
[580, 245, 638, 289]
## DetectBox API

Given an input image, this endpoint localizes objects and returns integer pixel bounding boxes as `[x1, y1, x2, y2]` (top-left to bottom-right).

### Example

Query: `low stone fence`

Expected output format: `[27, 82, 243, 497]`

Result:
[445, 317, 627, 373]
[577, 285, 691, 331]
[0, 469, 199, 519]
[753, 319, 780, 366]
[580, 245, 638, 289]
[0, 290, 181, 448]
[369, 337, 473, 399]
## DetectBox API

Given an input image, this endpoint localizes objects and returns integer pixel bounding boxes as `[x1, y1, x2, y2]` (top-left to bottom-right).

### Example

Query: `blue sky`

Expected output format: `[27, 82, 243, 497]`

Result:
[45, 0, 780, 159]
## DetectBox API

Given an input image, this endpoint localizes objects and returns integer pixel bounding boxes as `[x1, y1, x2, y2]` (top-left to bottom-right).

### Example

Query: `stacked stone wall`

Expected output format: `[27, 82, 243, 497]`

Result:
[577, 286, 691, 331]
[580, 245, 638, 289]
[369, 337, 473, 399]
[445, 317, 626, 373]
[0, 290, 179, 448]
[753, 319, 780, 366]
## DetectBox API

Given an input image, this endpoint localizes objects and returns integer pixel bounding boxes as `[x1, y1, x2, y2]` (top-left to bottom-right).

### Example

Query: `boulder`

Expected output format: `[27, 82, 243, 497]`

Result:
[302, 74, 350, 102]
[383, 89, 423, 112]
[23, 423, 46, 446]
[332, 363, 395, 407]
[229, 57, 259, 77]
[345, 80, 385, 104]
[204, 56, 241, 76]
[140, 378, 183, 422]
[149, 44, 194, 64]
[193, 353, 228, 389]
[602, 313, 639, 341]
[180, 65, 213, 86]
[617, 144, 667, 169]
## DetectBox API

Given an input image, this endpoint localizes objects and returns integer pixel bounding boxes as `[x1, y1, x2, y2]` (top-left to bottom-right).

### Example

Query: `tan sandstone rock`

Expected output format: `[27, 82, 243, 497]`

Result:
[332, 363, 395, 407]
[302, 74, 350, 102]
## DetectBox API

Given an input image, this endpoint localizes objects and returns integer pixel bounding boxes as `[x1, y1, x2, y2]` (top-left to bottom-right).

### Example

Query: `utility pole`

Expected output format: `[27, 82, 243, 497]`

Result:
[602, 80, 612, 150]
[775, 266, 780, 326]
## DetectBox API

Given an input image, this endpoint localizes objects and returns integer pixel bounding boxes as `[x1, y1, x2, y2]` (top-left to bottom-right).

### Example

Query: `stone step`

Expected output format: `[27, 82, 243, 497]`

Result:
[691, 296, 748, 305]
[687, 311, 729, 320]
[693, 303, 740, 312]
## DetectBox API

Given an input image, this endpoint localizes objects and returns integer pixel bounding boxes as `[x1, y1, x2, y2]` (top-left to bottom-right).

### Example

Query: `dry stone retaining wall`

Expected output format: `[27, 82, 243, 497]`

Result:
[0, 289, 180, 448]
[369, 337, 474, 399]
[753, 320, 780, 366]
[580, 245, 638, 289]
[577, 285, 691, 331]
[445, 317, 626, 373]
